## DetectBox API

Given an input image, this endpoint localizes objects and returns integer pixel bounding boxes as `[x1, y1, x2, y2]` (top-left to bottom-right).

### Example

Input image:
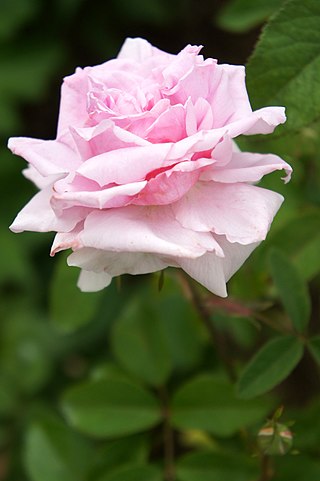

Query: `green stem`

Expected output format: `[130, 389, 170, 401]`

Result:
[258, 455, 274, 481]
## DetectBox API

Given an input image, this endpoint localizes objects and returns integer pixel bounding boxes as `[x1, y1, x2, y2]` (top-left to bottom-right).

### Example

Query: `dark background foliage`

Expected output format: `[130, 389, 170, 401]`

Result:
[1, 0, 320, 480]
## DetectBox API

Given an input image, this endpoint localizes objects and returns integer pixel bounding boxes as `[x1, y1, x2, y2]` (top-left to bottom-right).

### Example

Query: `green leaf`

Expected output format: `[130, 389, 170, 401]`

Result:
[90, 361, 133, 383]
[111, 296, 172, 386]
[177, 451, 259, 481]
[253, 211, 320, 283]
[61, 378, 162, 438]
[293, 232, 320, 281]
[155, 274, 205, 372]
[50, 252, 103, 332]
[307, 336, 320, 366]
[289, 399, 320, 451]
[24, 412, 92, 481]
[0, 312, 53, 394]
[216, 0, 284, 33]
[88, 435, 148, 480]
[112, 274, 204, 384]
[269, 248, 311, 332]
[274, 455, 320, 480]
[246, 0, 320, 133]
[172, 374, 272, 437]
[96, 464, 162, 481]
[268, 212, 320, 258]
[237, 336, 304, 399]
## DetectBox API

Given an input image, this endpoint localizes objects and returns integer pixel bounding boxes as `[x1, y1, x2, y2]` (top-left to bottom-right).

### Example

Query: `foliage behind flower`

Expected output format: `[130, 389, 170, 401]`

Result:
[9, 37, 291, 296]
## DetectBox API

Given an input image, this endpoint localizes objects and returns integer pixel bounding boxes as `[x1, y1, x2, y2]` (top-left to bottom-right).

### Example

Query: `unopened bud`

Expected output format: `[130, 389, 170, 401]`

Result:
[258, 421, 293, 455]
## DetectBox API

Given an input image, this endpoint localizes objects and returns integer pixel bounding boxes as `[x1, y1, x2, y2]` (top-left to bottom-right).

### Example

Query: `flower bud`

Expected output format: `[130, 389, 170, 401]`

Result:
[258, 421, 293, 455]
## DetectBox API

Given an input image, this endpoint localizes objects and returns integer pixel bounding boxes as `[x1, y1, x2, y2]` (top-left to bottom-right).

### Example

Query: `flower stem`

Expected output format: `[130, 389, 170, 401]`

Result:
[257, 455, 274, 481]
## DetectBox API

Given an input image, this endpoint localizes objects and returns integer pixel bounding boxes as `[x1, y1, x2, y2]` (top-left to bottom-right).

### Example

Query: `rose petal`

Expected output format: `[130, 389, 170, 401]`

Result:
[173, 181, 284, 244]
[117, 37, 170, 62]
[77, 269, 112, 292]
[69, 247, 170, 277]
[134, 157, 214, 205]
[177, 235, 259, 296]
[52, 180, 147, 210]
[8, 137, 80, 176]
[71, 119, 150, 160]
[22, 166, 52, 189]
[201, 151, 292, 183]
[79, 205, 223, 258]
[210, 64, 252, 127]
[76, 143, 174, 186]
[10, 182, 86, 233]
[57, 67, 89, 137]
[146, 103, 187, 142]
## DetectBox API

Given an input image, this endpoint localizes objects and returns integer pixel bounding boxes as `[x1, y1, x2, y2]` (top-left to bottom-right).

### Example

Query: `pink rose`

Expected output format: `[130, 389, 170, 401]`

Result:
[9, 38, 291, 297]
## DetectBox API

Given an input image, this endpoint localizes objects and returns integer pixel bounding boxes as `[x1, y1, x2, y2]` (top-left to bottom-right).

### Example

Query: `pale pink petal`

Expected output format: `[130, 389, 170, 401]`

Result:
[178, 253, 228, 297]
[210, 64, 252, 127]
[241, 106, 286, 135]
[51, 227, 83, 256]
[57, 67, 89, 137]
[173, 181, 284, 244]
[217, 235, 259, 282]
[177, 236, 259, 296]
[68, 247, 170, 277]
[164, 60, 217, 105]
[77, 269, 112, 292]
[167, 105, 285, 161]
[71, 120, 150, 160]
[134, 158, 214, 205]
[76, 143, 175, 186]
[8, 137, 80, 176]
[52, 180, 147, 210]
[161, 44, 203, 93]
[117, 37, 170, 62]
[9, 183, 84, 233]
[79, 205, 223, 258]
[193, 98, 214, 131]
[22, 166, 52, 188]
[201, 152, 292, 183]
[146, 104, 187, 142]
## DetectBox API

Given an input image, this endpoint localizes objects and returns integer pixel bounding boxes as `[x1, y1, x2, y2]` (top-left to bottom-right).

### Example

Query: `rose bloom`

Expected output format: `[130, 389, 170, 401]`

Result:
[9, 38, 291, 297]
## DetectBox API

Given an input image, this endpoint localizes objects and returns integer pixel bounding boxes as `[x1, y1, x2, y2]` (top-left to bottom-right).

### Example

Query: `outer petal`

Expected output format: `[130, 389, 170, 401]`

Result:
[173, 181, 284, 244]
[201, 151, 292, 183]
[209, 64, 252, 126]
[78, 205, 223, 258]
[52, 180, 147, 210]
[177, 236, 259, 297]
[51, 226, 83, 256]
[69, 248, 170, 277]
[8, 137, 80, 176]
[22, 166, 52, 189]
[9, 182, 87, 233]
[242, 106, 286, 135]
[77, 269, 112, 292]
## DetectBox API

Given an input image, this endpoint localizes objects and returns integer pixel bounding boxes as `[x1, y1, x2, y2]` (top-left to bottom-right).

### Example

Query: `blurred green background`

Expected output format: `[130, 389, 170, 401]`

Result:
[1, 1, 320, 480]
